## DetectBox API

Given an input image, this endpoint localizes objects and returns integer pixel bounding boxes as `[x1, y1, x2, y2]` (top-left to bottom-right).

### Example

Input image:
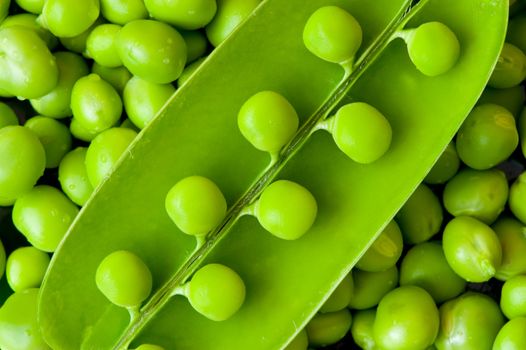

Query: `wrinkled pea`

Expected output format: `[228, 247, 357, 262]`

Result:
[25, 116, 72, 168]
[356, 220, 403, 272]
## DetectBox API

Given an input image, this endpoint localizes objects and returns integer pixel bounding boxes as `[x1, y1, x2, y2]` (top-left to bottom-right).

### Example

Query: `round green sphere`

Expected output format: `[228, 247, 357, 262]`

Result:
[25, 116, 72, 169]
[501, 275, 526, 319]
[144, 0, 217, 30]
[493, 317, 526, 350]
[6, 246, 50, 292]
[100, 0, 148, 25]
[58, 147, 94, 206]
[39, 0, 99, 38]
[488, 43, 526, 88]
[509, 172, 526, 225]
[306, 309, 352, 347]
[356, 220, 403, 272]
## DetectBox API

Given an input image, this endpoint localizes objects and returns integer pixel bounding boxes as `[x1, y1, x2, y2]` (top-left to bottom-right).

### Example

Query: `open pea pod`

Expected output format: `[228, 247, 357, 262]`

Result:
[39, 0, 507, 349]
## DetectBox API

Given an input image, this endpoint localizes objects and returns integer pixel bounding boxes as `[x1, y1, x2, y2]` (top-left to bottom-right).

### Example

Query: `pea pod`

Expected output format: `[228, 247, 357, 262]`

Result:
[39, 0, 507, 349]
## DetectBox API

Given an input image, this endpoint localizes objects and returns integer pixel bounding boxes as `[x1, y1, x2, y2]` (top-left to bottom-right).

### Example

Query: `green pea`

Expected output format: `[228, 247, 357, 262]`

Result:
[120, 118, 140, 133]
[58, 147, 94, 206]
[181, 30, 209, 63]
[237, 91, 299, 155]
[443, 168, 508, 224]
[100, 0, 148, 25]
[284, 329, 308, 350]
[71, 74, 123, 134]
[96, 250, 152, 308]
[507, 14, 526, 53]
[477, 85, 525, 118]
[520, 107, 526, 158]
[85, 127, 137, 188]
[69, 117, 99, 142]
[177, 57, 206, 88]
[205, 0, 260, 47]
[435, 292, 504, 350]
[0, 288, 51, 350]
[399, 241, 466, 303]
[351, 309, 376, 350]
[395, 183, 443, 244]
[135, 345, 165, 350]
[144, 0, 217, 30]
[399, 21, 460, 76]
[123, 76, 175, 130]
[443, 216, 502, 282]
[456, 103, 518, 170]
[373, 285, 439, 350]
[15, 0, 45, 14]
[493, 217, 526, 280]
[509, 172, 526, 224]
[348, 266, 398, 310]
[13, 185, 79, 252]
[306, 309, 352, 347]
[328, 102, 392, 164]
[165, 176, 227, 237]
[6, 246, 50, 292]
[85, 24, 122, 68]
[0, 27, 58, 99]
[356, 220, 403, 272]
[25, 116, 72, 168]
[501, 275, 526, 319]
[0, 13, 58, 49]
[424, 142, 460, 185]
[493, 317, 526, 350]
[30, 51, 89, 119]
[303, 6, 362, 67]
[0, 126, 45, 206]
[319, 273, 353, 313]
[59, 17, 104, 54]
[117, 19, 187, 84]
[488, 43, 526, 88]
[252, 180, 317, 240]
[0, 102, 18, 128]
[185, 263, 245, 321]
[38, 0, 100, 38]
[92, 63, 132, 95]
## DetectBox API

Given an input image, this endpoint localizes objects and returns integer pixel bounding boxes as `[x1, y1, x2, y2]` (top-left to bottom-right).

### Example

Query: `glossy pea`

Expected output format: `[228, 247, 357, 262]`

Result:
[356, 220, 403, 272]
[0, 289, 51, 350]
[181, 30, 209, 63]
[69, 117, 99, 142]
[58, 147, 94, 206]
[320, 102, 392, 164]
[252, 180, 317, 240]
[456, 103, 518, 170]
[488, 43, 526, 88]
[509, 172, 526, 224]
[6, 246, 50, 292]
[435, 292, 504, 350]
[59, 17, 103, 54]
[306, 309, 352, 347]
[319, 273, 353, 313]
[443, 168, 508, 224]
[85, 127, 138, 188]
[303, 6, 362, 67]
[0, 102, 18, 128]
[351, 309, 376, 350]
[100, 0, 148, 25]
[117, 19, 187, 84]
[0, 125, 45, 206]
[284, 329, 308, 350]
[424, 142, 460, 185]
[400, 21, 460, 76]
[492, 317, 526, 350]
[373, 285, 439, 350]
[395, 183, 443, 244]
[71, 74, 123, 134]
[177, 57, 206, 87]
[15, 0, 45, 14]
[96, 250, 152, 308]
[85, 24, 123, 68]
[493, 218, 526, 281]
[0, 13, 58, 49]
[25, 116, 72, 168]
[123, 76, 175, 130]
[0, 27, 58, 99]
[478, 85, 525, 118]
[205, 0, 260, 47]
[399, 241, 466, 303]
[30, 51, 89, 119]
[39, 0, 100, 38]
[443, 216, 502, 282]
[92, 63, 132, 95]
[13, 185, 79, 252]
[135, 345, 165, 350]
[165, 176, 227, 237]
[500, 275, 526, 319]
[348, 266, 398, 310]
[185, 263, 245, 321]
[238, 91, 299, 154]
[144, 0, 217, 30]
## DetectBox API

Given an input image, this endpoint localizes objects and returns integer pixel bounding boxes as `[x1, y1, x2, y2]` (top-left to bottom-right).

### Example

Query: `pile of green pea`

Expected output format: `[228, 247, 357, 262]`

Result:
[283, 2, 526, 349]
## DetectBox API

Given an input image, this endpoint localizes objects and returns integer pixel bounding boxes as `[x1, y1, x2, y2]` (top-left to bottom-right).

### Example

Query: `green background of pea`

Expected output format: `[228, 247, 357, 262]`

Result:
[38, 0, 507, 349]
